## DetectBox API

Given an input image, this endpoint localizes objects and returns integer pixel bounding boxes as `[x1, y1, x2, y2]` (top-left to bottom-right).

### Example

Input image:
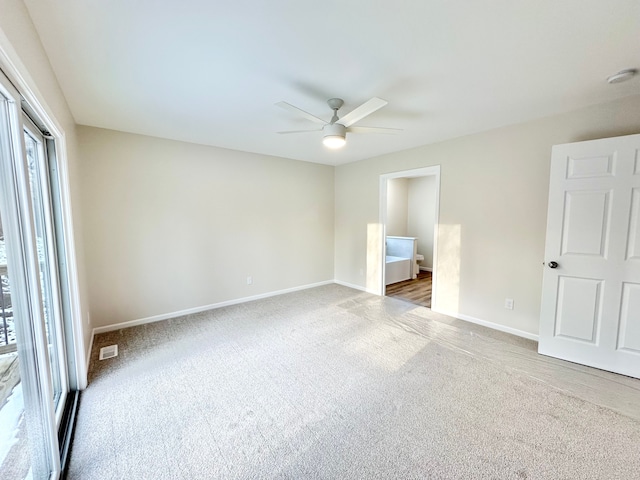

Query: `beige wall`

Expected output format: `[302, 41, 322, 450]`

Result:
[386, 178, 409, 236]
[78, 126, 335, 328]
[0, 1, 90, 369]
[407, 176, 437, 269]
[335, 95, 640, 336]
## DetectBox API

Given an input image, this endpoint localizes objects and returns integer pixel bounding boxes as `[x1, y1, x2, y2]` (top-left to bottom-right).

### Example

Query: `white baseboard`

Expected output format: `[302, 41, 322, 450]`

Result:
[333, 279, 368, 292]
[91, 280, 334, 335]
[87, 279, 537, 361]
[419, 266, 433, 272]
[432, 308, 539, 341]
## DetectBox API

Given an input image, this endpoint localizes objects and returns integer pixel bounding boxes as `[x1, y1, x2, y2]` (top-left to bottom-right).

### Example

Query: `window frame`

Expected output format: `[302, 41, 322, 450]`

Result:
[0, 47, 85, 478]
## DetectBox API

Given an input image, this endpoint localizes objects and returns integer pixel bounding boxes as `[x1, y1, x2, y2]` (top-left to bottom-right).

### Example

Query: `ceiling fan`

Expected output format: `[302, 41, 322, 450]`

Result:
[276, 97, 401, 149]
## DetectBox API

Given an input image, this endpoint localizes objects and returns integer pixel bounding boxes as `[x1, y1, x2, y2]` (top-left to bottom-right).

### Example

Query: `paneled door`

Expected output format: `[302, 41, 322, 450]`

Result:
[539, 134, 640, 379]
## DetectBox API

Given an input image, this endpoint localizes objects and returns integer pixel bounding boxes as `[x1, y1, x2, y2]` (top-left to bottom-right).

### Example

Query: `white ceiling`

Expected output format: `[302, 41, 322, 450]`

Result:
[25, 0, 640, 166]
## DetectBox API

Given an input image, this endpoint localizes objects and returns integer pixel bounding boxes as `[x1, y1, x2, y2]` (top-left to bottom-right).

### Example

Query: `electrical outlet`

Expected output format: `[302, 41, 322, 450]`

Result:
[247, 276, 253, 285]
[504, 298, 514, 310]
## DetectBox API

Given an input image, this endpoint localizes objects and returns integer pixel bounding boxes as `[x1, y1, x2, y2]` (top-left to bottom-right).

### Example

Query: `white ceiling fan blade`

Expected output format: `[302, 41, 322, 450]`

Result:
[276, 101, 327, 125]
[338, 97, 388, 127]
[347, 126, 402, 134]
[277, 129, 323, 134]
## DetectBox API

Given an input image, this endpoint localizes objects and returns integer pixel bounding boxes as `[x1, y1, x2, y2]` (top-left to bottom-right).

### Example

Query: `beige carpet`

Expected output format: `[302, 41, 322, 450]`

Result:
[68, 285, 640, 479]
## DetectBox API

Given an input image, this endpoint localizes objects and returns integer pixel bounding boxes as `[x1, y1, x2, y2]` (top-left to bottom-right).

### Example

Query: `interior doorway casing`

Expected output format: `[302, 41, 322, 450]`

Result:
[379, 166, 441, 308]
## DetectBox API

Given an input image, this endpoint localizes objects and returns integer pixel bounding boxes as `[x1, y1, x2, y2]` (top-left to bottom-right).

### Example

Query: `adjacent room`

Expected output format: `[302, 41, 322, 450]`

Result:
[383, 170, 439, 307]
[0, 1, 639, 479]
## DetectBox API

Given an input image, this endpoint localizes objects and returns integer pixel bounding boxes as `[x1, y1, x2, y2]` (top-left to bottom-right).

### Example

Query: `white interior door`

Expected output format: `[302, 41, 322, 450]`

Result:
[539, 133, 640, 379]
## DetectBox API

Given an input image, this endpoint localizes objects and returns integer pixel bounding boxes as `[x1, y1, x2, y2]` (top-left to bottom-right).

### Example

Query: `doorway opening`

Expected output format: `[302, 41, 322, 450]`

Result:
[379, 166, 440, 309]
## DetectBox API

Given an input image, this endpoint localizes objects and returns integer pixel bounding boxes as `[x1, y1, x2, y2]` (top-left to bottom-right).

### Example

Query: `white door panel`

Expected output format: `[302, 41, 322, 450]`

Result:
[540, 134, 640, 379]
[554, 276, 602, 343]
[618, 282, 640, 352]
[561, 190, 611, 257]
[626, 189, 640, 260]
[566, 153, 615, 179]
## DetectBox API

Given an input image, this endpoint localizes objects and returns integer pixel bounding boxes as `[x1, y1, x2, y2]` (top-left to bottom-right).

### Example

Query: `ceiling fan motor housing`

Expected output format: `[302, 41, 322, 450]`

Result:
[323, 123, 346, 137]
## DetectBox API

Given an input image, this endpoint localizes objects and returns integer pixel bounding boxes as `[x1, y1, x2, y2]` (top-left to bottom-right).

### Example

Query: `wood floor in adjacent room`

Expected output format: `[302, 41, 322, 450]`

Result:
[385, 270, 432, 307]
[69, 284, 640, 479]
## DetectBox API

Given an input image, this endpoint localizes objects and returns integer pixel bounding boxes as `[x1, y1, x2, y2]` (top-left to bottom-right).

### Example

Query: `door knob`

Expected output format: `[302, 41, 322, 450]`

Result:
[548, 261, 559, 269]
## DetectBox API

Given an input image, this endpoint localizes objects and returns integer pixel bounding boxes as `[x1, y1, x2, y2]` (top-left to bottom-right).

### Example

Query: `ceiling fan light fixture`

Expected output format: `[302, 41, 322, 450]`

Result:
[277, 97, 399, 150]
[323, 123, 346, 149]
[323, 135, 346, 149]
